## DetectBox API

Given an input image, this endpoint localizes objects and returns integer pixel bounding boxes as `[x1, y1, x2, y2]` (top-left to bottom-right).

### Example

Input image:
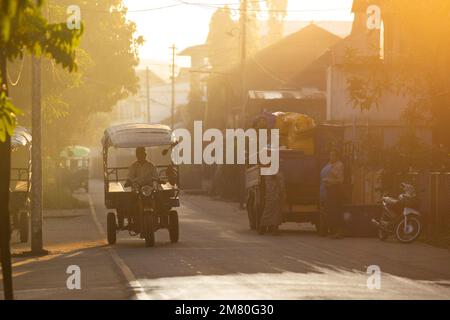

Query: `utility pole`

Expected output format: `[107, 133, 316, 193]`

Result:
[171, 44, 176, 129]
[31, 56, 46, 255]
[146, 66, 151, 123]
[240, 0, 248, 128]
[239, 0, 248, 209]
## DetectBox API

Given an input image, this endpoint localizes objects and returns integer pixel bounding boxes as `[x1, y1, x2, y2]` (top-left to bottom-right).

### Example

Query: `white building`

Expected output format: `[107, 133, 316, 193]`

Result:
[112, 69, 190, 125]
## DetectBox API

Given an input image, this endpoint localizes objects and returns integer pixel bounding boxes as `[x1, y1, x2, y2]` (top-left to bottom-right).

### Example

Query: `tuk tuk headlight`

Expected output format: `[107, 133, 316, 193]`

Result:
[141, 185, 153, 197]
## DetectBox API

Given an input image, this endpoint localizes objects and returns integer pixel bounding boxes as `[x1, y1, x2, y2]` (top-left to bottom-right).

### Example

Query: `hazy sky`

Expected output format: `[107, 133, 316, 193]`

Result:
[123, 0, 354, 69]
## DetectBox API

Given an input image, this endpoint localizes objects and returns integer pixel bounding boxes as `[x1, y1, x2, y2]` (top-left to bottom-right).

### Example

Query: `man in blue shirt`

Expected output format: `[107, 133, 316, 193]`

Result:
[320, 150, 345, 239]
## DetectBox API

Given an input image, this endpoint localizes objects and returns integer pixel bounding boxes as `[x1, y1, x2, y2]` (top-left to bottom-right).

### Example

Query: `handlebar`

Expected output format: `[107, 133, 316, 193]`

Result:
[124, 177, 165, 188]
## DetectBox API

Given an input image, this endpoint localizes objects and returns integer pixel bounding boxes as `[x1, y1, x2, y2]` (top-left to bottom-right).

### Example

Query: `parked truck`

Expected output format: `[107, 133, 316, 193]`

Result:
[245, 124, 351, 233]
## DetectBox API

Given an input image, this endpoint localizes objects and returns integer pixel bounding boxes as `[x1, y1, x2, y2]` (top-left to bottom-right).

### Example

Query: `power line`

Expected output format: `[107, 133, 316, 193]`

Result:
[128, 3, 183, 12]
[81, 3, 183, 14]
[118, 1, 351, 14]
[251, 56, 290, 85]
[7, 55, 25, 86]
[175, 0, 351, 13]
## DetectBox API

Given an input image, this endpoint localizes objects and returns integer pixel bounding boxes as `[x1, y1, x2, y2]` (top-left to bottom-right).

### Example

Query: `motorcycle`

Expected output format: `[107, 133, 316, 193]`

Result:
[372, 183, 423, 243]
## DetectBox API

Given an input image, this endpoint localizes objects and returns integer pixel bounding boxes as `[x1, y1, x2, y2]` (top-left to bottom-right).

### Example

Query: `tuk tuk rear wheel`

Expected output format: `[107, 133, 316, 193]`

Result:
[107, 212, 117, 245]
[143, 213, 155, 247]
[19, 211, 29, 243]
[169, 211, 179, 243]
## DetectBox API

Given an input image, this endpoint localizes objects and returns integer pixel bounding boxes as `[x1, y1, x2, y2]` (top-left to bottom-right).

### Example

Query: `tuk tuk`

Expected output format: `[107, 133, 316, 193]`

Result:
[59, 145, 90, 193]
[102, 123, 180, 247]
[10, 127, 32, 243]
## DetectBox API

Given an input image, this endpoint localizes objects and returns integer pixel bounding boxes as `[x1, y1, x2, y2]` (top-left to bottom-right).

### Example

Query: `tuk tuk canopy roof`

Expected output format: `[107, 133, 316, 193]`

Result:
[60, 146, 91, 158]
[11, 127, 32, 148]
[102, 123, 173, 149]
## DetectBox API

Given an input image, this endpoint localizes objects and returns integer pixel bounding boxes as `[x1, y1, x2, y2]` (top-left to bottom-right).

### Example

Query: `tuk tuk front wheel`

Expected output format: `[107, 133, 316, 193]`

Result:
[143, 213, 155, 247]
[107, 212, 117, 245]
[168, 211, 179, 243]
[19, 211, 29, 243]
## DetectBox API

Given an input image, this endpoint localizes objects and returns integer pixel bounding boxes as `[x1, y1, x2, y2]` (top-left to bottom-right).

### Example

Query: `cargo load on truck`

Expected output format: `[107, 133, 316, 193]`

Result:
[253, 111, 317, 154]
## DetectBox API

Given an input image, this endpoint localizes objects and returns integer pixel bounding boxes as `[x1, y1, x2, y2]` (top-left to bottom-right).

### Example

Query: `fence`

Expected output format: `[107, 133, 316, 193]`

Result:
[400, 172, 450, 245]
[425, 172, 450, 244]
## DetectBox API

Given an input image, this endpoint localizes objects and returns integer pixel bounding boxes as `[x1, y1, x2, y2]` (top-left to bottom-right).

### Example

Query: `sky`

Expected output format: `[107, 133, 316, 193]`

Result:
[123, 0, 354, 73]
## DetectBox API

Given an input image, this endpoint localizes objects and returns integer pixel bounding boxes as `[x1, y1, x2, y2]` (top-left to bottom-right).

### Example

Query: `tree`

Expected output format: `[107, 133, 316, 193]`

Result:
[265, 0, 288, 45]
[10, 0, 143, 157]
[206, 6, 239, 71]
[206, 1, 273, 71]
[245, 0, 262, 56]
[0, 0, 81, 300]
[345, 1, 450, 149]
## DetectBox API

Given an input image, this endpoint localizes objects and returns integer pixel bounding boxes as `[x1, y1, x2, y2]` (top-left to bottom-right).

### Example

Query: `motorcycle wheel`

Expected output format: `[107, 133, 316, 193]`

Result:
[395, 216, 422, 244]
[143, 213, 155, 247]
[168, 211, 179, 243]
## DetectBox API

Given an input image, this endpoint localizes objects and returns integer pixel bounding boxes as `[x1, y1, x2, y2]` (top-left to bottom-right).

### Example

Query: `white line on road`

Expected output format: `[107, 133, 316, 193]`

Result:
[87, 194, 149, 300]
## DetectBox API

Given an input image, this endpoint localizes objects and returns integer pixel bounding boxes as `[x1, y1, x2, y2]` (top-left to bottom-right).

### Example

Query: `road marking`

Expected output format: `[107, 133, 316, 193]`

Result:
[0, 271, 30, 280]
[65, 251, 83, 258]
[12, 254, 61, 268]
[87, 194, 149, 300]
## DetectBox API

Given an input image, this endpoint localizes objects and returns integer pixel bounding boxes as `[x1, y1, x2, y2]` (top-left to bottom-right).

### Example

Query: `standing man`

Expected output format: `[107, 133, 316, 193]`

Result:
[320, 150, 345, 239]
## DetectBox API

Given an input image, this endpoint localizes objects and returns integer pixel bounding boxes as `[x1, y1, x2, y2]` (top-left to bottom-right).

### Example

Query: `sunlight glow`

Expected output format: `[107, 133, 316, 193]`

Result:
[123, 0, 354, 64]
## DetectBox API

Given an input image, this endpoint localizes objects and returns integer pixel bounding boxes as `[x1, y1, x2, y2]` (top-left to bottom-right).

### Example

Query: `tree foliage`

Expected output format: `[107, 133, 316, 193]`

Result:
[206, 1, 288, 71]
[9, 0, 143, 155]
[0, 91, 21, 141]
[206, 6, 238, 71]
[344, 1, 450, 127]
[0, 0, 81, 142]
[265, 0, 288, 44]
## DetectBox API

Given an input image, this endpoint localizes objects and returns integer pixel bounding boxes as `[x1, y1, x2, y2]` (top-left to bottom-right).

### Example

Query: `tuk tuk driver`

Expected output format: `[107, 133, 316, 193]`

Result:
[127, 147, 158, 186]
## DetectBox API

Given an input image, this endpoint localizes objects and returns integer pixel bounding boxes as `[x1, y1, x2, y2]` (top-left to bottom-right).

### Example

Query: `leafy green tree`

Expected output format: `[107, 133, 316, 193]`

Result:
[9, 0, 143, 158]
[0, 0, 81, 300]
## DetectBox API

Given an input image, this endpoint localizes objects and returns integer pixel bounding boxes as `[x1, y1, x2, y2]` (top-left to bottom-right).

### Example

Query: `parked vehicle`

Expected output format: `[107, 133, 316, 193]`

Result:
[372, 183, 423, 243]
[9, 127, 32, 243]
[102, 123, 180, 247]
[246, 124, 350, 233]
[59, 145, 90, 193]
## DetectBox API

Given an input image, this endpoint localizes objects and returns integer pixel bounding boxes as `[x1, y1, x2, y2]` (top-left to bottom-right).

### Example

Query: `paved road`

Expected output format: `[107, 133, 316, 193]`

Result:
[88, 181, 450, 300]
